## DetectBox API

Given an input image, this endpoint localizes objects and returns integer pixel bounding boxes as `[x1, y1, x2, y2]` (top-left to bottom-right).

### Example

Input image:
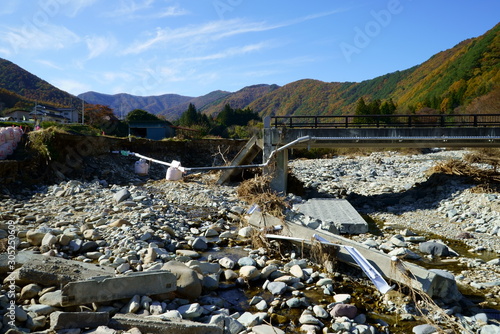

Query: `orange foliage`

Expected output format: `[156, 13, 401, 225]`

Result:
[84, 104, 115, 127]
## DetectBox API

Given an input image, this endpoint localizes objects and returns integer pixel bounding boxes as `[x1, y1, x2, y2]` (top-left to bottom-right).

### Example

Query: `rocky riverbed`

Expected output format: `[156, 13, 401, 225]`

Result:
[1, 148, 500, 333]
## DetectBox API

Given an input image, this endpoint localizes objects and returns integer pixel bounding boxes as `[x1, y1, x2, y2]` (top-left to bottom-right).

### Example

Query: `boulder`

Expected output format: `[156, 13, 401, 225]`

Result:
[162, 261, 202, 301]
[330, 304, 357, 319]
[419, 241, 455, 257]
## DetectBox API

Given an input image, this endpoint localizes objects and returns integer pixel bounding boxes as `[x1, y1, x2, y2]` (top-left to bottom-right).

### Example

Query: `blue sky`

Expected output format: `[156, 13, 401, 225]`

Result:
[0, 0, 498, 98]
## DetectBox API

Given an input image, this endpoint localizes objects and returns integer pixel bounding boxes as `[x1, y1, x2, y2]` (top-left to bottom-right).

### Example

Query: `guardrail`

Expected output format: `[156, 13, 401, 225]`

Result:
[271, 114, 500, 128]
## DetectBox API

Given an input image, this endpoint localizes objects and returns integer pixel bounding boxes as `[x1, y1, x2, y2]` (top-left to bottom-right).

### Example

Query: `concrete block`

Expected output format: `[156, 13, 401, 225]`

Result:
[294, 198, 368, 234]
[50, 311, 109, 329]
[109, 313, 223, 334]
[1, 251, 114, 285]
[61, 271, 176, 307]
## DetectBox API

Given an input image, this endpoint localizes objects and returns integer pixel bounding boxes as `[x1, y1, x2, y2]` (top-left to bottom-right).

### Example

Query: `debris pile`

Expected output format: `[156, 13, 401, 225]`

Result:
[0, 148, 499, 333]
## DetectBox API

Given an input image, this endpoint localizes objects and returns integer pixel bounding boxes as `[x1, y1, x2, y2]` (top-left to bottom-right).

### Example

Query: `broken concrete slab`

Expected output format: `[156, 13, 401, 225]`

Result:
[1, 251, 114, 285]
[217, 134, 263, 185]
[109, 313, 223, 334]
[61, 271, 176, 307]
[294, 198, 368, 234]
[247, 211, 463, 303]
[50, 311, 109, 330]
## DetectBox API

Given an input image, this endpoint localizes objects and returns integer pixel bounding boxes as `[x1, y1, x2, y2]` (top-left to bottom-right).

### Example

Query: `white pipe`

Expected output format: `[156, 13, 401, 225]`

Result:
[115, 132, 499, 173]
[310, 136, 500, 141]
[113, 132, 500, 172]
[112, 135, 313, 172]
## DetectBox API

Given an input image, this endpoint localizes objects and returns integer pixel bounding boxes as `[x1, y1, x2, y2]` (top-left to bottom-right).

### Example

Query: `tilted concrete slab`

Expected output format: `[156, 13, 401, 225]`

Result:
[217, 134, 263, 185]
[1, 251, 114, 286]
[61, 271, 176, 307]
[247, 211, 463, 303]
[294, 198, 368, 234]
[109, 313, 223, 334]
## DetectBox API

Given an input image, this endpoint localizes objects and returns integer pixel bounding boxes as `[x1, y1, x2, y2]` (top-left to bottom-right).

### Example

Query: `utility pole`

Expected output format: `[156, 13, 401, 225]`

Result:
[81, 98, 85, 125]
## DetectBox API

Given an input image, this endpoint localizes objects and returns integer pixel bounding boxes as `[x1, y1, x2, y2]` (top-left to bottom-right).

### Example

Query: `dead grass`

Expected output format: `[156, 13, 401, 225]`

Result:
[27, 128, 59, 160]
[310, 238, 338, 271]
[390, 258, 469, 333]
[464, 148, 500, 172]
[236, 174, 287, 218]
[429, 158, 500, 192]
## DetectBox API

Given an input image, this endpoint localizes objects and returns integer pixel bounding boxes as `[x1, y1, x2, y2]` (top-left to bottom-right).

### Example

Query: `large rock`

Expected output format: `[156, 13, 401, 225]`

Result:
[20, 283, 42, 300]
[419, 241, 455, 257]
[162, 261, 202, 301]
[26, 230, 45, 246]
[427, 269, 463, 304]
[252, 324, 285, 334]
[239, 266, 261, 281]
[177, 303, 203, 319]
[330, 304, 357, 319]
[479, 325, 500, 334]
[114, 188, 131, 204]
[266, 281, 287, 295]
[412, 324, 439, 334]
[218, 257, 235, 269]
[39, 290, 63, 307]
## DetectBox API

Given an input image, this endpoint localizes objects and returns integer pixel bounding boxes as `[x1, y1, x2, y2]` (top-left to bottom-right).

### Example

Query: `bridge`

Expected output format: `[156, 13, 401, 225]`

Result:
[253, 113, 500, 192]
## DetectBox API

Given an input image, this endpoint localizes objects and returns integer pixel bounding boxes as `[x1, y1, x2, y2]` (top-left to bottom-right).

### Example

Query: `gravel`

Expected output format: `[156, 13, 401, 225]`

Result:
[1, 148, 499, 333]
[290, 149, 500, 301]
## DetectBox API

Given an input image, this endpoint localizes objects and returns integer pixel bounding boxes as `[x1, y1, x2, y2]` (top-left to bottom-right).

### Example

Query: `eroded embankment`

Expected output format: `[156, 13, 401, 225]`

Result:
[0, 132, 247, 192]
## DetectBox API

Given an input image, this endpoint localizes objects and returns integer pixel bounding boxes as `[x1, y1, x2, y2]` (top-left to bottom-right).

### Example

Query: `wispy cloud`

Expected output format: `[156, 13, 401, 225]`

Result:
[0, 1, 19, 16]
[101, 71, 134, 82]
[103, 0, 187, 19]
[36, 59, 64, 70]
[0, 47, 11, 57]
[0, 24, 79, 55]
[175, 42, 269, 62]
[85, 34, 116, 59]
[104, 0, 155, 17]
[122, 9, 346, 55]
[60, 0, 99, 17]
[121, 19, 272, 55]
[156, 5, 189, 18]
[52, 78, 91, 95]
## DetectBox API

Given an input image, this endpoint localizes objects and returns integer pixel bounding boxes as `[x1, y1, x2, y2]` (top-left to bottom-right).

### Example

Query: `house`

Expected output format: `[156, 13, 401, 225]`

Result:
[58, 107, 80, 123]
[5, 109, 31, 122]
[128, 121, 175, 140]
[30, 104, 80, 124]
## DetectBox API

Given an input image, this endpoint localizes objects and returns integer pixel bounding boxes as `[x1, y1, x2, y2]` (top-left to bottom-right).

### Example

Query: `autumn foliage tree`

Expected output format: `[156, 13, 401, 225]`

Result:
[84, 104, 115, 127]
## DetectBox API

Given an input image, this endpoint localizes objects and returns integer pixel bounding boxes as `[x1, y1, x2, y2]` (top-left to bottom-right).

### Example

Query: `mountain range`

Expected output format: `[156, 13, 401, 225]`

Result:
[1, 22, 499, 121]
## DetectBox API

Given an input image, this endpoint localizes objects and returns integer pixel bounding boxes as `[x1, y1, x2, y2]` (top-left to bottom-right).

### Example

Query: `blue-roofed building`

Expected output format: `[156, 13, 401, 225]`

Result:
[128, 121, 175, 140]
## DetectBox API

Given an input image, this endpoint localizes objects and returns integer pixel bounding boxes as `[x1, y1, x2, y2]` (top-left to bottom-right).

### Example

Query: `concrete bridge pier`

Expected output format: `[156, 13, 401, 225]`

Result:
[263, 116, 289, 193]
[262, 115, 500, 194]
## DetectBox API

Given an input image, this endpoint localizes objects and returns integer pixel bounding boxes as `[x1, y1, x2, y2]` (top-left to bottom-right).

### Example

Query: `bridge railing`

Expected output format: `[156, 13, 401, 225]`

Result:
[271, 114, 500, 128]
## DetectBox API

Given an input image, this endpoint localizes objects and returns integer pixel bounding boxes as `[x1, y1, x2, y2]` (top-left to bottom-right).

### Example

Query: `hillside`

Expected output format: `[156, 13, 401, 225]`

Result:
[79, 91, 194, 120]
[199, 84, 280, 116]
[1, 22, 498, 120]
[249, 22, 500, 116]
[78, 85, 280, 120]
[0, 58, 81, 110]
[81, 21, 499, 118]
[161, 90, 231, 120]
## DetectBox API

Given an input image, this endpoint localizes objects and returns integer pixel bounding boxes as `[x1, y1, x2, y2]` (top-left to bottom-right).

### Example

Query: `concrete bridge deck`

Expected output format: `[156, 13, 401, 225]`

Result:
[217, 113, 500, 191]
[261, 114, 500, 192]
